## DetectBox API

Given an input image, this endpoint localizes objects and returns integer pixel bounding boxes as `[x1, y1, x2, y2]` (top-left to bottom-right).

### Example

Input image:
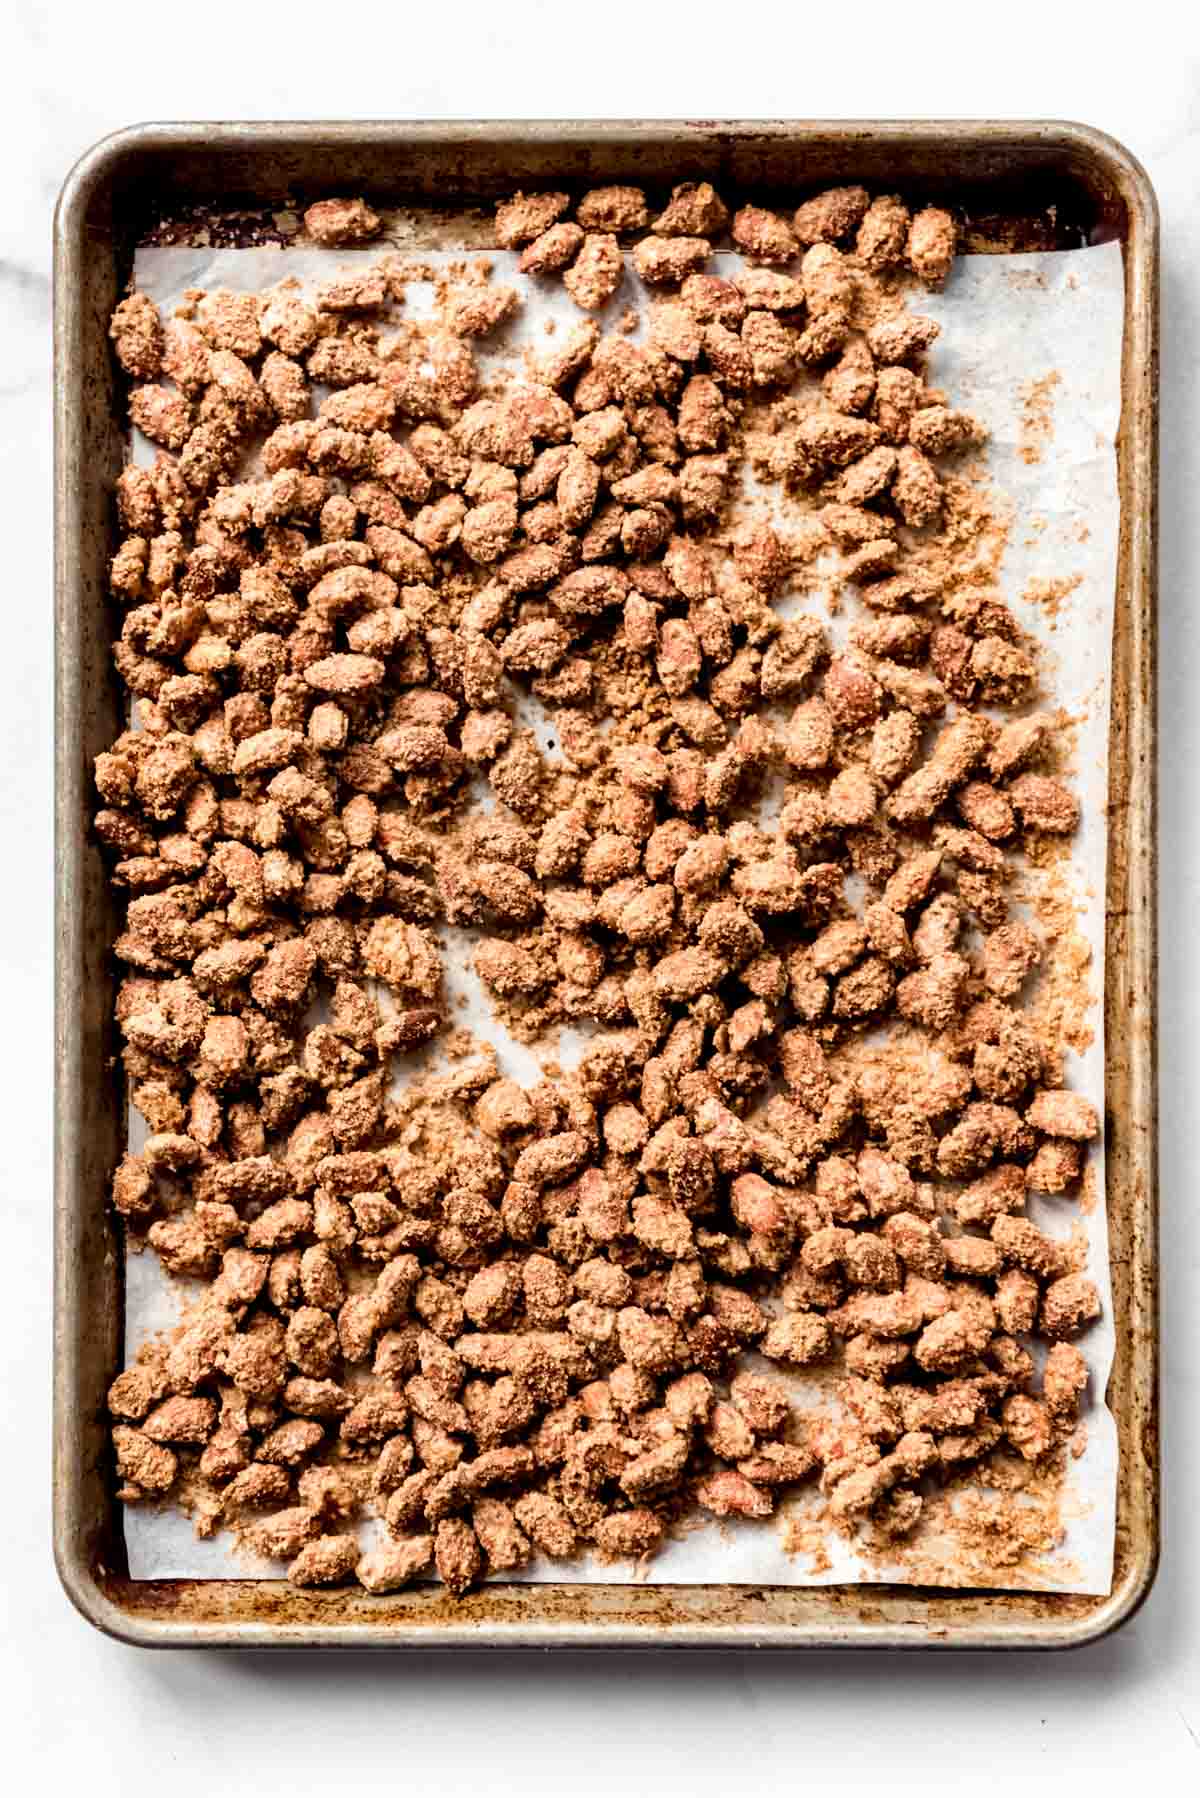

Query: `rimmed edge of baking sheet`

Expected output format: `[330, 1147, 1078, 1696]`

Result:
[53, 118, 1158, 1648]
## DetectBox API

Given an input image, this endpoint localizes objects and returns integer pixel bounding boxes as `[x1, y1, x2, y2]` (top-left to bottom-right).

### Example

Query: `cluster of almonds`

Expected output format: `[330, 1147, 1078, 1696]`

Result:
[494, 180, 956, 312]
[99, 179, 1099, 1597]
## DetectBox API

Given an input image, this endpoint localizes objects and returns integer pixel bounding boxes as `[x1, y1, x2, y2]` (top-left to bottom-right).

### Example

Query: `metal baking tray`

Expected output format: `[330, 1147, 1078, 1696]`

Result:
[53, 119, 1159, 1649]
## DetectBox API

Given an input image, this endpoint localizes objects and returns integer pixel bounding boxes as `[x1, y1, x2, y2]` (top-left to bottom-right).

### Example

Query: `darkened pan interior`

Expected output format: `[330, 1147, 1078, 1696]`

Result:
[54, 120, 1158, 1649]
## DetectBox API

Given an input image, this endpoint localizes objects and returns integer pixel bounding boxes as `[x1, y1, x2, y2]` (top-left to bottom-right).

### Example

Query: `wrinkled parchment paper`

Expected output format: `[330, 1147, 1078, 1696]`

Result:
[122, 238, 1124, 1591]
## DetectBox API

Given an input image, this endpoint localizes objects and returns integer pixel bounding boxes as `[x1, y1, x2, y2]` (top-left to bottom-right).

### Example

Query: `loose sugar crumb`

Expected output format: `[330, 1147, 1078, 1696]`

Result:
[1018, 370, 1062, 465]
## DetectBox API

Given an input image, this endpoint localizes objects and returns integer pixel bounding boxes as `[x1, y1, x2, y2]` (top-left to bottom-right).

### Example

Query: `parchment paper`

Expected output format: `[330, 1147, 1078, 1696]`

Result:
[122, 238, 1124, 1591]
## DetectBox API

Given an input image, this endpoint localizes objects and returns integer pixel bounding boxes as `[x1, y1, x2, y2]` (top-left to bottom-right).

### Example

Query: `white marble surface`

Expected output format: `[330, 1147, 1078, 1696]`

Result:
[7, 1, 1199, 1789]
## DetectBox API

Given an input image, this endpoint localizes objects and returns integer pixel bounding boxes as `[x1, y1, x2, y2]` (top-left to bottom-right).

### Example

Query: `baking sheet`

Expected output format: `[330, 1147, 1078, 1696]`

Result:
[121, 237, 1124, 1592]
